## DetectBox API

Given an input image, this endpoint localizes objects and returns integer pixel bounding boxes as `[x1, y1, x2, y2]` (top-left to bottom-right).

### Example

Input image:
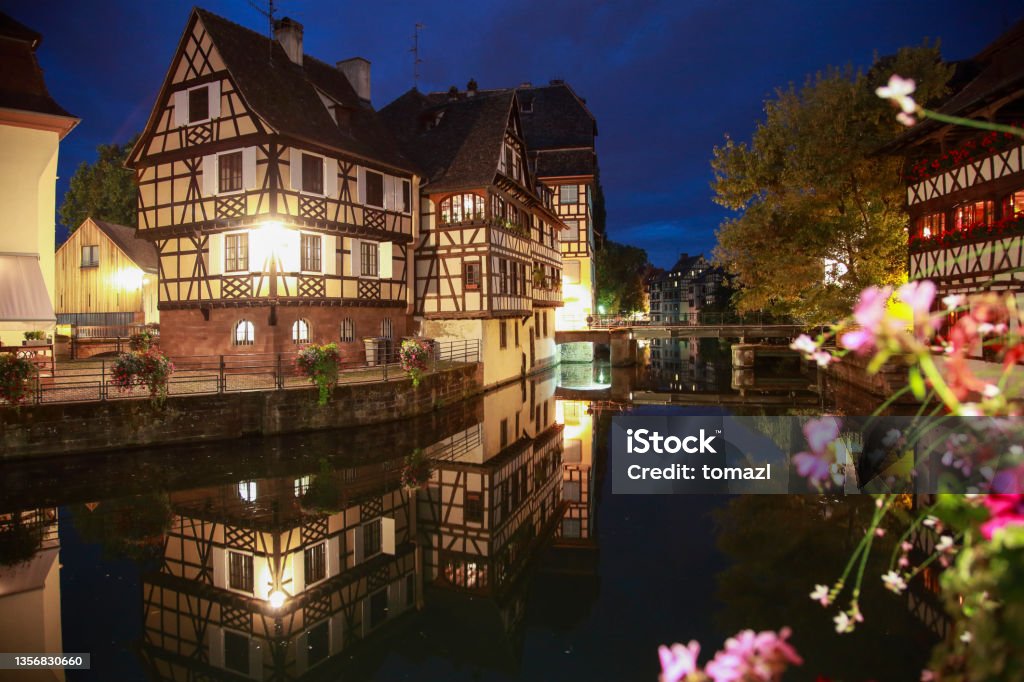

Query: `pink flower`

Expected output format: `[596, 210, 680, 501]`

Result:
[804, 418, 840, 454]
[659, 641, 701, 682]
[790, 334, 818, 354]
[876, 75, 918, 113]
[853, 286, 893, 331]
[840, 329, 873, 354]
[980, 494, 1024, 540]
[897, 280, 937, 330]
[705, 628, 802, 682]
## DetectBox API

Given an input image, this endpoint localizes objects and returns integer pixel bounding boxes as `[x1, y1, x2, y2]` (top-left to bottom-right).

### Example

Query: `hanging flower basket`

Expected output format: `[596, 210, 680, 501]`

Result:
[110, 347, 175, 406]
[0, 353, 39, 407]
[400, 449, 432, 490]
[399, 338, 433, 388]
[296, 343, 342, 406]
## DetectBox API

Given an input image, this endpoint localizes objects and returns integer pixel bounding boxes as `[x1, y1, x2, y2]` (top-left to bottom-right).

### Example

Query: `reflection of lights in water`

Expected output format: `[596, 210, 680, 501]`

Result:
[597, 371, 605, 383]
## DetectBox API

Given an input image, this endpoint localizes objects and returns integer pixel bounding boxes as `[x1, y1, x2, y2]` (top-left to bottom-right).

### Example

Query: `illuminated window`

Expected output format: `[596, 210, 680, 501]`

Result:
[954, 200, 994, 230]
[294, 476, 310, 497]
[233, 320, 254, 346]
[300, 233, 321, 271]
[218, 151, 242, 193]
[224, 233, 248, 272]
[561, 220, 580, 242]
[559, 184, 578, 204]
[915, 212, 945, 238]
[1007, 189, 1024, 217]
[237, 480, 257, 502]
[439, 194, 485, 224]
[465, 261, 480, 289]
[292, 319, 310, 344]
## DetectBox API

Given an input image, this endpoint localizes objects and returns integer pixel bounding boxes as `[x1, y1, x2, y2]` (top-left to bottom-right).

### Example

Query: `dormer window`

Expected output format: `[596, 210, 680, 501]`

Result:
[188, 86, 210, 123]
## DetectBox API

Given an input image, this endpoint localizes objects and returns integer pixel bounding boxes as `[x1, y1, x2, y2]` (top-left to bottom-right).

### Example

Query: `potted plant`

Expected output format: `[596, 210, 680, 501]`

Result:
[399, 338, 433, 387]
[110, 347, 175, 406]
[400, 449, 432, 490]
[22, 330, 49, 346]
[0, 353, 38, 406]
[295, 343, 342, 406]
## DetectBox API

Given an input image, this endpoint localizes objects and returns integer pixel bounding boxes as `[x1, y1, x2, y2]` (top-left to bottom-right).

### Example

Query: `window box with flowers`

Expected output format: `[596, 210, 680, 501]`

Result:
[110, 347, 175, 407]
[905, 126, 1024, 182]
[0, 353, 38, 407]
[909, 213, 1024, 253]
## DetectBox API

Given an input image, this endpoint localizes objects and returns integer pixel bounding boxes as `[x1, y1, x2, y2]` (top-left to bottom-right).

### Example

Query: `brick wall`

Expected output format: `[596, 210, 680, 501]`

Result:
[1, 365, 481, 460]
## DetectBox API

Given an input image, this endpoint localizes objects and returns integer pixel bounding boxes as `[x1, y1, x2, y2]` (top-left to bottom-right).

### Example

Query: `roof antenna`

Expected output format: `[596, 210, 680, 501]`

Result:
[410, 23, 425, 89]
[248, 0, 278, 64]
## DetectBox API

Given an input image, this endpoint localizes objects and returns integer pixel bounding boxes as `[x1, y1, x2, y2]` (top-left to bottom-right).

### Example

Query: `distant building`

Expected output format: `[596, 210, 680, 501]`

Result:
[0, 12, 78, 346]
[882, 19, 1024, 312]
[55, 218, 159, 326]
[647, 253, 726, 323]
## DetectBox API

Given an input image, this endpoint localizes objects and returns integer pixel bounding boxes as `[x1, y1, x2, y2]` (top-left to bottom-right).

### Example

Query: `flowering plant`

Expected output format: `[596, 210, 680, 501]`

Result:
[904, 126, 1023, 182]
[400, 448, 432, 490]
[0, 353, 38, 407]
[400, 338, 433, 388]
[659, 627, 802, 682]
[909, 214, 1024, 252]
[111, 347, 175, 406]
[129, 329, 155, 351]
[295, 343, 342, 406]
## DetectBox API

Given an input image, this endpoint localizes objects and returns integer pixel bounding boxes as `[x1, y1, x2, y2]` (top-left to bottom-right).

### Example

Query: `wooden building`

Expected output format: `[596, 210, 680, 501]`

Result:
[381, 84, 565, 387]
[883, 20, 1024, 314]
[55, 217, 159, 325]
[127, 9, 419, 358]
[0, 12, 78, 347]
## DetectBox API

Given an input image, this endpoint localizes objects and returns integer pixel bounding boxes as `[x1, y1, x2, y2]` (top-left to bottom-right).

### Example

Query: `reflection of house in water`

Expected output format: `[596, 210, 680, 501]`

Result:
[645, 339, 727, 392]
[138, 465, 418, 680]
[0, 508, 63, 682]
[555, 400, 595, 547]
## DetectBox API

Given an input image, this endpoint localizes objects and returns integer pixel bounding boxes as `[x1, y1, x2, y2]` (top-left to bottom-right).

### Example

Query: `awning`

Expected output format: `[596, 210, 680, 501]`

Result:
[0, 253, 55, 331]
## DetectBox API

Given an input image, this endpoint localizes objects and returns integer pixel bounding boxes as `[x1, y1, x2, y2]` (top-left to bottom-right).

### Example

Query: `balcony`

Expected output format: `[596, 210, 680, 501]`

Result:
[532, 280, 563, 306]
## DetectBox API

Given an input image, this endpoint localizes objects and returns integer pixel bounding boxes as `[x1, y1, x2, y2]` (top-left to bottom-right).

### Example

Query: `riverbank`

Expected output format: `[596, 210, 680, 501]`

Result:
[1, 364, 482, 460]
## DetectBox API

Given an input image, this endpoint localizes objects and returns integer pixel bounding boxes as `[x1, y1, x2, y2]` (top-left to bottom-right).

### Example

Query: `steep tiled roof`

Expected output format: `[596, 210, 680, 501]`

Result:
[380, 89, 513, 192]
[534, 148, 596, 178]
[514, 83, 597, 150]
[0, 11, 76, 121]
[170, 9, 414, 173]
[91, 219, 159, 273]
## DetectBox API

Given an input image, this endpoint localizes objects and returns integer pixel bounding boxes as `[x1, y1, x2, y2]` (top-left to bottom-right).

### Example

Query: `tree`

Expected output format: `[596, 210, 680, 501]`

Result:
[59, 135, 139, 231]
[711, 44, 953, 324]
[595, 240, 648, 313]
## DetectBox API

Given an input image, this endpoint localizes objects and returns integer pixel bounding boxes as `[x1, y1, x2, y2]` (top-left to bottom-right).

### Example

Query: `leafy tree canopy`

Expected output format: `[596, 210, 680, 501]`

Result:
[711, 44, 953, 324]
[595, 239, 649, 313]
[59, 135, 139, 232]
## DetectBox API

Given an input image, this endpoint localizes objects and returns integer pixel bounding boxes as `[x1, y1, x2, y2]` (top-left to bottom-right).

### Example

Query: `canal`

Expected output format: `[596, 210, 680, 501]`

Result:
[0, 342, 936, 681]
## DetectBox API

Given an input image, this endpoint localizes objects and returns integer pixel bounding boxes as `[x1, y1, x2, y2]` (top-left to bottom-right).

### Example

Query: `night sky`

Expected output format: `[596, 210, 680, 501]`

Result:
[2, 0, 1020, 268]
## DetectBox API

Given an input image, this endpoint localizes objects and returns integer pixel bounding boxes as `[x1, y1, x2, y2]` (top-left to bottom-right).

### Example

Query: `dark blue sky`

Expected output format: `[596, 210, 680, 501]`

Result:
[2, 0, 1019, 268]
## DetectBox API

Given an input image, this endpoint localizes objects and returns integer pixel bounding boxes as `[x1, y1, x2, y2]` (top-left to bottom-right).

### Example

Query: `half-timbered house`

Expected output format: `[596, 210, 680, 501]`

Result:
[139, 467, 417, 680]
[0, 12, 78, 347]
[55, 217, 159, 325]
[127, 9, 419, 359]
[883, 20, 1024, 323]
[381, 85, 565, 388]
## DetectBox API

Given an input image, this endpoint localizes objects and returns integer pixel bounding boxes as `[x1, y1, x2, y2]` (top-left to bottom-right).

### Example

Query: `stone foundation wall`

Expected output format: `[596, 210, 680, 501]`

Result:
[560, 341, 594, 363]
[1, 365, 480, 460]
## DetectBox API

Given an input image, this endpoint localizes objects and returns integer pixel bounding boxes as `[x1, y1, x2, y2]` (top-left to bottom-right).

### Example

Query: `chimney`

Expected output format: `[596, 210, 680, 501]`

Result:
[466, 79, 478, 97]
[337, 57, 371, 104]
[274, 17, 304, 65]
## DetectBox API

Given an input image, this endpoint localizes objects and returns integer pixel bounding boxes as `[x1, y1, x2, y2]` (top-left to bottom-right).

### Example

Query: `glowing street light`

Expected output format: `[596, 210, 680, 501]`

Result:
[268, 590, 286, 609]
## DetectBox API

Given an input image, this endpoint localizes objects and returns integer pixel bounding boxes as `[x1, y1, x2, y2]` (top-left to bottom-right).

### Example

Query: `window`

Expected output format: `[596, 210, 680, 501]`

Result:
[401, 179, 412, 213]
[302, 153, 324, 194]
[294, 476, 311, 497]
[559, 184, 578, 205]
[499, 320, 507, 349]
[81, 245, 99, 267]
[233, 320, 254, 346]
[1006, 189, 1024, 218]
[439, 194, 485, 224]
[500, 417, 509, 449]
[228, 551, 254, 592]
[380, 318, 393, 339]
[218, 151, 243, 193]
[954, 200, 994, 231]
[363, 519, 382, 557]
[369, 588, 388, 628]
[499, 259, 508, 294]
[292, 319, 310, 344]
[514, 322, 519, 347]
[360, 242, 379, 277]
[561, 219, 580, 242]
[307, 621, 329, 666]
[465, 261, 480, 290]
[564, 260, 581, 284]
[225, 233, 248, 272]
[340, 318, 356, 342]
[465, 491, 483, 522]
[364, 170, 384, 208]
[238, 480, 257, 502]
[543, 311, 548, 337]
[562, 518, 581, 539]
[188, 86, 209, 123]
[564, 481, 581, 502]
[301, 234, 321, 272]
[224, 631, 250, 674]
[304, 542, 326, 585]
[511, 261, 519, 295]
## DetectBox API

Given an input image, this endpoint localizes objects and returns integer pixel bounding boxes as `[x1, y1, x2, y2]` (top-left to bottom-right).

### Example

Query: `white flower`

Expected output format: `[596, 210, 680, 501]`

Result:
[882, 570, 907, 594]
[790, 334, 818, 354]
[812, 350, 834, 367]
[810, 584, 831, 606]
[942, 294, 966, 310]
[876, 75, 918, 113]
[1011, 445, 1024, 457]
[834, 611, 854, 634]
[882, 428, 902, 447]
[958, 403, 983, 417]
[936, 535, 955, 553]
[922, 516, 939, 527]
[983, 384, 1001, 398]
[897, 112, 917, 127]
[960, 631, 973, 644]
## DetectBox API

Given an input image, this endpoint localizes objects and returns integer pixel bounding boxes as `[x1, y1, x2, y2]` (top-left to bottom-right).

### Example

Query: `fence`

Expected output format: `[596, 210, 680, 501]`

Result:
[10, 338, 481, 406]
[588, 311, 798, 328]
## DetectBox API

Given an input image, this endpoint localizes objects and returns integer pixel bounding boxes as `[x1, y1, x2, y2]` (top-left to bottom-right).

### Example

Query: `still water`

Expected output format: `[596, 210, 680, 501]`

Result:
[0, 343, 937, 681]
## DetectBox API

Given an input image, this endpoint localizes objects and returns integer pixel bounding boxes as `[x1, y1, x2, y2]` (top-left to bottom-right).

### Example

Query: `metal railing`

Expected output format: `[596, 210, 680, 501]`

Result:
[10, 338, 481, 406]
[588, 311, 800, 328]
[71, 324, 157, 340]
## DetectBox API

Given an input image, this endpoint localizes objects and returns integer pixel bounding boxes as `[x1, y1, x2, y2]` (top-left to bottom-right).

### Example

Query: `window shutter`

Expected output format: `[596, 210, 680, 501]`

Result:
[290, 148, 303, 191]
[357, 167, 366, 204]
[324, 158, 338, 196]
[292, 550, 305, 594]
[208, 81, 221, 119]
[202, 155, 218, 196]
[242, 147, 257, 190]
[212, 547, 225, 587]
[248, 638, 262, 680]
[378, 242, 393, 279]
[208, 234, 223, 276]
[330, 614, 344, 653]
[383, 175, 394, 211]
[381, 517, 396, 555]
[208, 626, 224, 668]
[173, 90, 188, 127]
[350, 238, 361, 278]
[352, 526, 364, 563]
[327, 536, 341, 578]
